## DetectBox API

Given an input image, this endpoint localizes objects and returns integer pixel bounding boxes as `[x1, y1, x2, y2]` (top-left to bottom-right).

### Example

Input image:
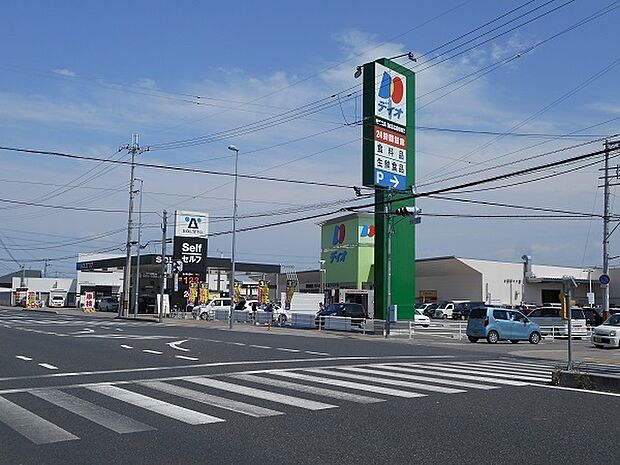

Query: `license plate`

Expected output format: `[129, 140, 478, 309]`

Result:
[594, 336, 602, 342]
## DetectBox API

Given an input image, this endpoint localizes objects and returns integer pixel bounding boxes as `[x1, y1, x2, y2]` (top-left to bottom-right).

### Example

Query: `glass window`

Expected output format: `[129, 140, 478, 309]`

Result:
[470, 308, 487, 319]
[541, 308, 558, 318]
[528, 309, 542, 317]
[493, 310, 508, 320]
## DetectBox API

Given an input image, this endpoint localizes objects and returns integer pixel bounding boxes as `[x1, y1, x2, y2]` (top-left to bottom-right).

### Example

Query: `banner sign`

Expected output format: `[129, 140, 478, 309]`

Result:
[362, 60, 414, 191]
[171, 210, 209, 311]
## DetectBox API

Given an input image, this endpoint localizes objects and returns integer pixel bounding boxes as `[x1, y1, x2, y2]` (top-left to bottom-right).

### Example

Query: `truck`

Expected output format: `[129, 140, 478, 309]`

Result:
[48, 289, 68, 308]
[276, 292, 324, 324]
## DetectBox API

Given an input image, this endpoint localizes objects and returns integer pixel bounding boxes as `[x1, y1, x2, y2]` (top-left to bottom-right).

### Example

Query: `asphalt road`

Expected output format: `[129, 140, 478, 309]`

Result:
[0, 307, 618, 464]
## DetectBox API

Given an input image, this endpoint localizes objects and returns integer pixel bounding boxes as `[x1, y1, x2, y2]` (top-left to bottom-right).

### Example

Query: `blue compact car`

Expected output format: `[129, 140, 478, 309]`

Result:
[466, 307, 542, 344]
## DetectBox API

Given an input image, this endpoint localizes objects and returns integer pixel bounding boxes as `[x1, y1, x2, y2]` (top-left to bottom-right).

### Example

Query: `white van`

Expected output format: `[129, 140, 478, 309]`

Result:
[434, 301, 469, 319]
[526, 306, 588, 337]
[49, 295, 65, 308]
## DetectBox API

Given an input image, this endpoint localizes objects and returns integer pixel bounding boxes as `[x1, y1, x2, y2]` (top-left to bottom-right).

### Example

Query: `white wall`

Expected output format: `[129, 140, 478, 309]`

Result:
[76, 271, 124, 294]
[12, 277, 76, 293]
[460, 259, 523, 305]
[417, 273, 482, 302]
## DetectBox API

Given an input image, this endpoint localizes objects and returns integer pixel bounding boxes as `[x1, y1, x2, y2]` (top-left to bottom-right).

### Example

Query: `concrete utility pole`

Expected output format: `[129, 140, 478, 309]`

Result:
[133, 178, 144, 318]
[385, 189, 393, 338]
[603, 140, 610, 320]
[228, 145, 240, 330]
[121, 134, 144, 318]
[43, 259, 49, 278]
[159, 210, 167, 324]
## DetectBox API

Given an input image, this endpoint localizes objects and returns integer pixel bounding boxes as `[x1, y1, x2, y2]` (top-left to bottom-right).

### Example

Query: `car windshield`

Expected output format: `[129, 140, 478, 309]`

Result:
[52, 296, 63, 300]
[603, 314, 620, 326]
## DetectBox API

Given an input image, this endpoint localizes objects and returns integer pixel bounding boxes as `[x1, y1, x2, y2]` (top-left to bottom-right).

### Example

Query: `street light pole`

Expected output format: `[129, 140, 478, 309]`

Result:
[228, 145, 240, 330]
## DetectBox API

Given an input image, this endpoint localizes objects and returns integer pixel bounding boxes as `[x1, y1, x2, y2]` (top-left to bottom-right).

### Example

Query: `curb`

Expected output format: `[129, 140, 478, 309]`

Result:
[552, 370, 620, 393]
[116, 316, 161, 323]
[21, 308, 58, 315]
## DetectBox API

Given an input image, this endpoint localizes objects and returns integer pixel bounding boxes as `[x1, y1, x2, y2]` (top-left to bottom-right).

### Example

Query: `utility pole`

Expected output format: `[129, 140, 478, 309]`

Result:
[121, 134, 143, 318]
[159, 210, 167, 324]
[43, 259, 49, 278]
[133, 178, 144, 318]
[603, 140, 610, 321]
[20, 264, 25, 288]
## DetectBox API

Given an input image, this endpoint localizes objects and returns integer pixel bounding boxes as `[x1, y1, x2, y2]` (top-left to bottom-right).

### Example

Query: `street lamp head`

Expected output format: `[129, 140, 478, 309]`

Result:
[354, 66, 362, 79]
[228, 145, 239, 152]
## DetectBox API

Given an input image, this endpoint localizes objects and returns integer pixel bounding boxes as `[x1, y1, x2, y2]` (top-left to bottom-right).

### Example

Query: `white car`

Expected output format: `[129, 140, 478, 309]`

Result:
[413, 309, 430, 327]
[434, 302, 455, 319]
[591, 314, 620, 348]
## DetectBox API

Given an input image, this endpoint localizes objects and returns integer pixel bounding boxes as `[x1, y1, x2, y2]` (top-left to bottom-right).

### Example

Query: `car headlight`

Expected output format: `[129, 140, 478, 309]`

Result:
[610, 330, 617, 337]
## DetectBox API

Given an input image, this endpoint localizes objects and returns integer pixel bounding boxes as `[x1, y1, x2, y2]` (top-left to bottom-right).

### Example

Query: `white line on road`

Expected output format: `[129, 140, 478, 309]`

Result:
[0, 395, 79, 444]
[249, 344, 272, 349]
[120, 345, 133, 349]
[142, 350, 163, 355]
[87, 384, 224, 425]
[230, 342, 246, 346]
[175, 355, 199, 361]
[38, 363, 58, 370]
[166, 339, 190, 352]
[15, 355, 32, 361]
[277, 348, 301, 353]
[305, 351, 330, 356]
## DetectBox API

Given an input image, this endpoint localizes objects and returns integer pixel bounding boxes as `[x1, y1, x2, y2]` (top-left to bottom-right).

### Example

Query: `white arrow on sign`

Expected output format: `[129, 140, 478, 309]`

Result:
[390, 175, 400, 188]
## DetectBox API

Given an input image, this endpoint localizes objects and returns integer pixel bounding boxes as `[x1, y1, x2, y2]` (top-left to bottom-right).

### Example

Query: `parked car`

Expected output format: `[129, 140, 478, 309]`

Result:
[526, 306, 588, 337]
[413, 309, 430, 327]
[422, 302, 440, 317]
[48, 295, 65, 308]
[466, 307, 541, 344]
[452, 301, 486, 320]
[591, 313, 620, 348]
[581, 307, 604, 327]
[315, 303, 367, 326]
[434, 302, 456, 319]
[98, 296, 120, 312]
[193, 297, 232, 320]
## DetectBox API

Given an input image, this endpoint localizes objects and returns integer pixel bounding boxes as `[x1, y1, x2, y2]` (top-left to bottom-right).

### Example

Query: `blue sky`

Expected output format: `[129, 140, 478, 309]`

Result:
[1, 0, 620, 276]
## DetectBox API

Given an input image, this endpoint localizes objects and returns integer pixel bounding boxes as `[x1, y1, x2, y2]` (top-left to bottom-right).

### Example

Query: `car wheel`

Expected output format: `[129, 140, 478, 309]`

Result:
[442, 315, 448, 320]
[199, 312, 209, 320]
[467, 336, 478, 343]
[510, 340, 520, 344]
[529, 331, 541, 345]
[486, 330, 499, 344]
[277, 314, 287, 325]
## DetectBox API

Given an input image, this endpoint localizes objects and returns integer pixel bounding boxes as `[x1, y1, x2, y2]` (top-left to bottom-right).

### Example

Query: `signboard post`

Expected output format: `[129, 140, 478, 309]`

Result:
[362, 58, 416, 323]
[171, 211, 209, 312]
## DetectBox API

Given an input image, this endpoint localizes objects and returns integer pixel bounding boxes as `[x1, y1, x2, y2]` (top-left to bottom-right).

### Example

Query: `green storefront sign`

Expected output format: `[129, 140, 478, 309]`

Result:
[362, 58, 416, 320]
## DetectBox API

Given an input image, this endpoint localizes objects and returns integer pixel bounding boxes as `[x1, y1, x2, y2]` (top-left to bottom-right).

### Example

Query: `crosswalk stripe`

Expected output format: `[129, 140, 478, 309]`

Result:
[343, 366, 498, 390]
[230, 374, 384, 403]
[406, 363, 549, 382]
[139, 380, 282, 417]
[86, 384, 224, 425]
[306, 368, 465, 394]
[429, 362, 552, 381]
[0, 395, 79, 444]
[185, 377, 337, 410]
[478, 360, 555, 370]
[30, 389, 154, 434]
[270, 371, 426, 398]
[385, 365, 528, 386]
[449, 362, 551, 375]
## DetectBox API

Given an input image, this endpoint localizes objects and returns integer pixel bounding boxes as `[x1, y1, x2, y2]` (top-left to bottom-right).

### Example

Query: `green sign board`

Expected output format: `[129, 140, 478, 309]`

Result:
[361, 58, 416, 320]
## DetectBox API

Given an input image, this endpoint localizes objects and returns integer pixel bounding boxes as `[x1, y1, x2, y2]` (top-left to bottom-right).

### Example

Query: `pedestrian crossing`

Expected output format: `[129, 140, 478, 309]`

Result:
[0, 317, 148, 327]
[0, 359, 555, 445]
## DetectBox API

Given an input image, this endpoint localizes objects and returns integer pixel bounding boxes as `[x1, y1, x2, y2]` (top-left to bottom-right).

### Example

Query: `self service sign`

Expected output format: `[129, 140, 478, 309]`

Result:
[362, 59, 415, 191]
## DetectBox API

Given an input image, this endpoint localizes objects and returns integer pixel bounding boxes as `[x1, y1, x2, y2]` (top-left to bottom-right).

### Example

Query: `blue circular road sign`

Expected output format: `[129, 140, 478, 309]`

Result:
[599, 274, 610, 285]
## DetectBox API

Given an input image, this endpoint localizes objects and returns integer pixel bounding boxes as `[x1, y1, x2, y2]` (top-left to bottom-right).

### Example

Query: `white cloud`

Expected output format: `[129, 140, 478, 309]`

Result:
[52, 68, 76, 77]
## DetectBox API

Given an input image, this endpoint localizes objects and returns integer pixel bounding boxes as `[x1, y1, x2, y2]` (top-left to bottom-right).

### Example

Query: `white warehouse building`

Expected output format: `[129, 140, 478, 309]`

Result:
[416, 256, 606, 306]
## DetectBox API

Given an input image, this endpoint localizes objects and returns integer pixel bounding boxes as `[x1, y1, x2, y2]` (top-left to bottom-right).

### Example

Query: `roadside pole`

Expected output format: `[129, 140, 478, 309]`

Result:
[158, 210, 167, 324]
[603, 140, 610, 320]
[385, 189, 393, 338]
[562, 276, 576, 371]
[133, 178, 143, 318]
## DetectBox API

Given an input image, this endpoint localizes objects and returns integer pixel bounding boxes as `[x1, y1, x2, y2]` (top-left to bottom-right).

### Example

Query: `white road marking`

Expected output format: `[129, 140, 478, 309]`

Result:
[231, 373, 384, 403]
[0, 355, 455, 385]
[305, 351, 330, 356]
[166, 339, 190, 352]
[86, 384, 224, 425]
[38, 363, 58, 370]
[271, 371, 426, 398]
[15, 355, 32, 361]
[175, 355, 199, 361]
[416, 363, 550, 382]
[276, 348, 301, 353]
[142, 350, 163, 355]
[186, 377, 337, 410]
[449, 361, 551, 376]
[306, 368, 465, 394]
[530, 383, 620, 397]
[342, 366, 498, 390]
[228, 342, 246, 346]
[30, 389, 154, 434]
[120, 344, 133, 349]
[249, 344, 272, 349]
[0, 395, 79, 444]
[392, 364, 528, 386]
[140, 380, 282, 417]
